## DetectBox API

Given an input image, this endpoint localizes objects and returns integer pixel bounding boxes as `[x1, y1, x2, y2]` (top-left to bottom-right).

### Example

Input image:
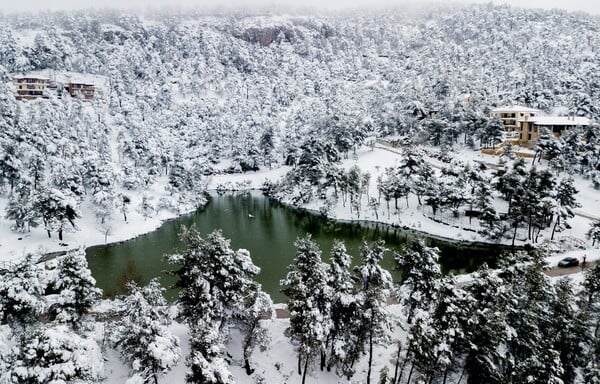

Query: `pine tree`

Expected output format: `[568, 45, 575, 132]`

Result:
[111, 279, 180, 384]
[0, 255, 45, 327]
[587, 219, 600, 246]
[33, 187, 79, 241]
[499, 251, 564, 383]
[583, 263, 600, 383]
[168, 226, 263, 326]
[48, 249, 102, 327]
[10, 325, 103, 383]
[280, 235, 332, 383]
[394, 239, 442, 324]
[187, 320, 234, 384]
[355, 241, 393, 384]
[533, 127, 561, 164]
[549, 279, 587, 384]
[241, 291, 272, 375]
[462, 265, 509, 384]
[326, 241, 361, 378]
[551, 177, 581, 240]
[5, 178, 38, 233]
[473, 180, 503, 240]
[168, 226, 269, 378]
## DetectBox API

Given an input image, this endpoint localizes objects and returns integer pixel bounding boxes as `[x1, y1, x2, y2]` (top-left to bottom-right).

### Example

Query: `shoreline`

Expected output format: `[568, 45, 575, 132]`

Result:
[34, 187, 547, 262]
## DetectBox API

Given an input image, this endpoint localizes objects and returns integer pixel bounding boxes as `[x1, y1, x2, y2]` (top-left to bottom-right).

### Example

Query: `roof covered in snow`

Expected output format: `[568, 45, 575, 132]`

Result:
[530, 116, 590, 126]
[12, 73, 50, 80]
[11, 70, 106, 87]
[490, 105, 541, 113]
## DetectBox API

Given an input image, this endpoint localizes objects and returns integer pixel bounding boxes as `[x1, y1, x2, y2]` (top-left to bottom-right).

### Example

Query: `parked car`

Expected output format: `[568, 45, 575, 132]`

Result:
[557, 257, 580, 268]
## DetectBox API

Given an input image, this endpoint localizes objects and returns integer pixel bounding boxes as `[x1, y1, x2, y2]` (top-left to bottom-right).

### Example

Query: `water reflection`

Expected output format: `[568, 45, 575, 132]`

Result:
[87, 192, 503, 302]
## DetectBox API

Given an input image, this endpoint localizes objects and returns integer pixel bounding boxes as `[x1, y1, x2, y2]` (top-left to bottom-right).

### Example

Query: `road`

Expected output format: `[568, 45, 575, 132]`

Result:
[546, 260, 597, 277]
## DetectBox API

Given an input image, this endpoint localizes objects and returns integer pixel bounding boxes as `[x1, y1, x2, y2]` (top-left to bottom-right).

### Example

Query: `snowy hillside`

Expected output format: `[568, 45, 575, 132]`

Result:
[0, 3, 600, 384]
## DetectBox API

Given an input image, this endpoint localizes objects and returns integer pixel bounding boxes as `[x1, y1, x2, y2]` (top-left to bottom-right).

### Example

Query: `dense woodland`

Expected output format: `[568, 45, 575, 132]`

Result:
[0, 4, 600, 242]
[0, 230, 599, 383]
[0, 4, 600, 383]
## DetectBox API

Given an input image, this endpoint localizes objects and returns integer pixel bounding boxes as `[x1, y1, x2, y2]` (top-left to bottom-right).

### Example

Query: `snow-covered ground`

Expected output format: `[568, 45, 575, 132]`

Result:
[1, 144, 598, 273]
[3, 138, 597, 383]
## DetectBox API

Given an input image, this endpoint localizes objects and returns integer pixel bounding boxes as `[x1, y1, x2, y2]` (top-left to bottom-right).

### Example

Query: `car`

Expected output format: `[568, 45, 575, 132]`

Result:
[557, 257, 580, 268]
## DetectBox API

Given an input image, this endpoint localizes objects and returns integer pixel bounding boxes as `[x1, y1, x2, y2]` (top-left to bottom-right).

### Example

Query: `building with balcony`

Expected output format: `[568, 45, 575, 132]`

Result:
[11, 71, 97, 101]
[11, 75, 51, 100]
[65, 81, 95, 100]
[490, 105, 589, 147]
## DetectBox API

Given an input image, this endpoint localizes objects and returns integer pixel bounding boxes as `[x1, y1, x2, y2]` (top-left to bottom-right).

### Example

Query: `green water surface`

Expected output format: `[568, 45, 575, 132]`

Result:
[86, 192, 503, 302]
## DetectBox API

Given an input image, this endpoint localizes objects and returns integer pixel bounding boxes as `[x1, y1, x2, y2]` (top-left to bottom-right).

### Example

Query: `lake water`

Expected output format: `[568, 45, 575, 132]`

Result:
[86, 192, 503, 303]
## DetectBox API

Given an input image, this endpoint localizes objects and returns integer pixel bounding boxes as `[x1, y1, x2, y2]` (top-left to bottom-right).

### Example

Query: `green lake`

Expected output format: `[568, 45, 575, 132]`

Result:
[86, 192, 504, 303]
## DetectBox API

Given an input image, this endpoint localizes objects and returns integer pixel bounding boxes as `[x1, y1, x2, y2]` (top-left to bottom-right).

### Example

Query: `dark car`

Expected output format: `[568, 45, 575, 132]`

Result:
[557, 257, 580, 268]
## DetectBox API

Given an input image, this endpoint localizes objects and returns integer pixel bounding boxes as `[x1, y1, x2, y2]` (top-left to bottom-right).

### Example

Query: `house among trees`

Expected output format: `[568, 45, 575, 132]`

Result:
[11, 71, 96, 101]
[11, 74, 51, 100]
[65, 81, 95, 100]
[490, 105, 589, 146]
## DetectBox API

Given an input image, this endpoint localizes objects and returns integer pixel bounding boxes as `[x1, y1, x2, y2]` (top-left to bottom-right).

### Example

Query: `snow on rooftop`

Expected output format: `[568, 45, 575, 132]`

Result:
[11, 74, 49, 80]
[530, 116, 590, 126]
[11, 70, 108, 88]
[490, 105, 541, 113]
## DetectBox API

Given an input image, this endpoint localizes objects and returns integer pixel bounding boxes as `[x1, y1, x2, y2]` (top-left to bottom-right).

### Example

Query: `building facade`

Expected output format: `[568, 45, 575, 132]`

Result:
[11, 75, 51, 100]
[490, 105, 589, 147]
[11, 72, 96, 101]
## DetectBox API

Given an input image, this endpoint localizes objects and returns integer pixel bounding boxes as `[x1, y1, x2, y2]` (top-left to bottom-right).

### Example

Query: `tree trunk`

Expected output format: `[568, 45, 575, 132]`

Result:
[301, 357, 309, 384]
[59, 228, 63, 241]
[551, 216, 560, 240]
[457, 367, 466, 384]
[298, 354, 302, 376]
[397, 347, 411, 384]
[244, 357, 254, 375]
[47, 229, 52, 238]
[392, 343, 402, 384]
[442, 368, 449, 384]
[367, 327, 373, 384]
[406, 363, 416, 384]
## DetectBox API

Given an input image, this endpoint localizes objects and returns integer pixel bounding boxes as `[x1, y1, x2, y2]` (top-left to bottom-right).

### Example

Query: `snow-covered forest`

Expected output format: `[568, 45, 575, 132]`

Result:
[0, 231, 599, 383]
[1, 3, 600, 383]
[1, 4, 600, 250]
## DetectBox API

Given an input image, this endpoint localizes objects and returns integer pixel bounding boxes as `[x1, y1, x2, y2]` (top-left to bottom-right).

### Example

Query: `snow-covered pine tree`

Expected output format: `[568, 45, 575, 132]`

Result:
[111, 279, 180, 384]
[280, 235, 332, 383]
[241, 291, 272, 375]
[168, 226, 264, 326]
[394, 239, 442, 324]
[354, 240, 393, 384]
[9, 324, 103, 383]
[326, 241, 361, 378]
[187, 320, 234, 384]
[168, 226, 270, 378]
[462, 265, 509, 384]
[551, 177, 581, 240]
[48, 249, 102, 327]
[472, 180, 503, 240]
[548, 278, 587, 384]
[587, 219, 600, 246]
[0, 255, 45, 327]
[497, 251, 564, 383]
[5, 178, 38, 233]
[582, 262, 600, 382]
[32, 187, 79, 240]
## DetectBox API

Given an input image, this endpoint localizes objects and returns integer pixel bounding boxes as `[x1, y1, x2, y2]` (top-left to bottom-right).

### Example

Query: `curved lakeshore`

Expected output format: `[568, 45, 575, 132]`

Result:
[86, 191, 509, 302]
